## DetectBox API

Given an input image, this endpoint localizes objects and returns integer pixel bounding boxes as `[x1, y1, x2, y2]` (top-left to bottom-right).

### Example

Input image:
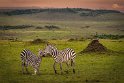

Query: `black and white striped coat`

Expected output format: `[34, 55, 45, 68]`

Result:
[43, 44, 76, 74]
[20, 49, 43, 75]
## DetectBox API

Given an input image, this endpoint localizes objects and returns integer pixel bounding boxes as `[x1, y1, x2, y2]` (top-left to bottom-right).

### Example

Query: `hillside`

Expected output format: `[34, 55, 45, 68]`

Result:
[0, 8, 124, 40]
[0, 8, 123, 16]
[0, 8, 124, 83]
[0, 8, 124, 21]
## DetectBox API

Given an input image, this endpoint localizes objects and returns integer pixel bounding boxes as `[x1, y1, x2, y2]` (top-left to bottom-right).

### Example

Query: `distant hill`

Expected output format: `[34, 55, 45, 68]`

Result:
[0, 8, 122, 16]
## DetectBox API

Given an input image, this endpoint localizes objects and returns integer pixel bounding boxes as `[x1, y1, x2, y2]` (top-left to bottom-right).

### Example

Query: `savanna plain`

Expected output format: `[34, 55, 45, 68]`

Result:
[0, 8, 124, 83]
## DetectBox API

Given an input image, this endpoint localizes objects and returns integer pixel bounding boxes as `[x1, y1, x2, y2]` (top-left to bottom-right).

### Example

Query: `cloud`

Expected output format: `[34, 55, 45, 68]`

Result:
[112, 4, 120, 8]
[112, 3, 124, 9]
[111, 3, 124, 12]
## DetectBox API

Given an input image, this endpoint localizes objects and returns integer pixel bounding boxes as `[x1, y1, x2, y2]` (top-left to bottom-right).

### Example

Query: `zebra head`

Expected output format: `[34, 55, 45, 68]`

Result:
[43, 44, 58, 57]
[43, 44, 52, 55]
[38, 49, 45, 57]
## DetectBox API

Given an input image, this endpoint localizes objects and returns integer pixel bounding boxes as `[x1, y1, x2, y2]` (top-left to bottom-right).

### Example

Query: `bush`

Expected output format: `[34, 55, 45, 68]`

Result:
[0, 25, 32, 30]
[35, 26, 43, 29]
[44, 25, 60, 30]
[94, 34, 124, 39]
[31, 38, 47, 44]
[68, 38, 75, 42]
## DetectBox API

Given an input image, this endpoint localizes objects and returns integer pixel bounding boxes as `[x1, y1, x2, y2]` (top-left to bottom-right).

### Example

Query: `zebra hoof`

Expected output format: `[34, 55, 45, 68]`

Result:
[73, 69, 75, 74]
[54, 70, 57, 74]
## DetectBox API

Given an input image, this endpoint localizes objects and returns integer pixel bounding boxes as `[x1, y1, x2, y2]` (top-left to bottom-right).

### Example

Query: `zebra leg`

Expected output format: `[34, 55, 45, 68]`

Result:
[25, 67, 29, 74]
[71, 60, 75, 74]
[25, 64, 29, 74]
[36, 68, 40, 75]
[53, 62, 57, 74]
[60, 63, 63, 74]
[21, 62, 25, 74]
[65, 62, 69, 74]
[32, 68, 37, 75]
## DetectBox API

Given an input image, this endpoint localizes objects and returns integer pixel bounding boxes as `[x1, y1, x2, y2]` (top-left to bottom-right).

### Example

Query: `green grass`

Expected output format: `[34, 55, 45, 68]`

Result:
[0, 39, 124, 83]
[0, 13, 124, 40]
[1, 21, 124, 40]
[0, 12, 124, 83]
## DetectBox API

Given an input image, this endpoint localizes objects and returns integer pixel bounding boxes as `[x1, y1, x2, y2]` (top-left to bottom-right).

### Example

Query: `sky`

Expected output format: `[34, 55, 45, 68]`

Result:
[0, 0, 124, 12]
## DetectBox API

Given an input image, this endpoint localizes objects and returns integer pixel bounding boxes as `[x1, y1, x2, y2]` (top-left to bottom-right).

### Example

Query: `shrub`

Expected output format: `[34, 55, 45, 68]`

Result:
[94, 34, 124, 40]
[68, 38, 76, 42]
[35, 26, 43, 29]
[0, 25, 32, 30]
[44, 25, 60, 30]
[31, 38, 47, 44]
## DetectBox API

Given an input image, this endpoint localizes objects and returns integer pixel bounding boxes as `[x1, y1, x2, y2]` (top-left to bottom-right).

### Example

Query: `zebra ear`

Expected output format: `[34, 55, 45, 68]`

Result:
[46, 43, 49, 46]
[46, 42, 51, 46]
[51, 43, 55, 46]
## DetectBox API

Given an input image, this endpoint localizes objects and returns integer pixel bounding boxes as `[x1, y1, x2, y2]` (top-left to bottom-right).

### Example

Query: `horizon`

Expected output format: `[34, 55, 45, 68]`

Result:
[0, 7, 123, 13]
[0, 0, 124, 12]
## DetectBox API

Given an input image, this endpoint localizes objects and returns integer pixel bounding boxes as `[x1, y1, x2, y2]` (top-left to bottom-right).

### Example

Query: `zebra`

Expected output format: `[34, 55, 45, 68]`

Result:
[20, 49, 44, 75]
[43, 44, 76, 74]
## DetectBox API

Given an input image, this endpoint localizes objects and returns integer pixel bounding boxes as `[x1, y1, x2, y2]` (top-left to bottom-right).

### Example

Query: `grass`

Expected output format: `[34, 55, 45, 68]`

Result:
[0, 39, 124, 83]
[0, 21, 124, 40]
[0, 11, 124, 83]
[0, 13, 124, 41]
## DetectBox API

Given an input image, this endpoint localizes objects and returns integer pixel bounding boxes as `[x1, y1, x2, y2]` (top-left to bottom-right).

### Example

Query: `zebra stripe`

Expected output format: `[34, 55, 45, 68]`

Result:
[20, 49, 43, 75]
[44, 44, 76, 74]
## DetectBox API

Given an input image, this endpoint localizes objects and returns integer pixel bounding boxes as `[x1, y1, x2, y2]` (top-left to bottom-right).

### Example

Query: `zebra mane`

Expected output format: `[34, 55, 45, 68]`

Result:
[38, 49, 44, 58]
[47, 44, 59, 57]
[23, 49, 41, 58]
[49, 45, 58, 51]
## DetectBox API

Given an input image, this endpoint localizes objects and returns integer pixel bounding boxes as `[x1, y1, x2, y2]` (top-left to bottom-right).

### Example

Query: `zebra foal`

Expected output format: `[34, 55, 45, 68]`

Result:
[43, 44, 76, 74]
[20, 49, 44, 75]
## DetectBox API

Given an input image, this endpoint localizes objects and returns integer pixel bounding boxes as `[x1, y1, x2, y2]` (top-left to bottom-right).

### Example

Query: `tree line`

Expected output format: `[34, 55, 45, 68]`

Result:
[94, 34, 124, 39]
[0, 25, 60, 30]
[0, 8, 121, 16]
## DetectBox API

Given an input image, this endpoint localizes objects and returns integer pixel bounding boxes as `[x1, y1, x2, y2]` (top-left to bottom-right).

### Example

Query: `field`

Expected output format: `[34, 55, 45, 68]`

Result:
[0, 8, 124, 83]
[0, 10, 124, 40]
[0, 40, 124, 83]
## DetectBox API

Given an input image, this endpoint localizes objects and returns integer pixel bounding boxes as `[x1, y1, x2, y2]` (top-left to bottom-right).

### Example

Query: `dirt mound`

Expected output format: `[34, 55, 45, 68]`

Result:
[81, 39, 107, 53]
